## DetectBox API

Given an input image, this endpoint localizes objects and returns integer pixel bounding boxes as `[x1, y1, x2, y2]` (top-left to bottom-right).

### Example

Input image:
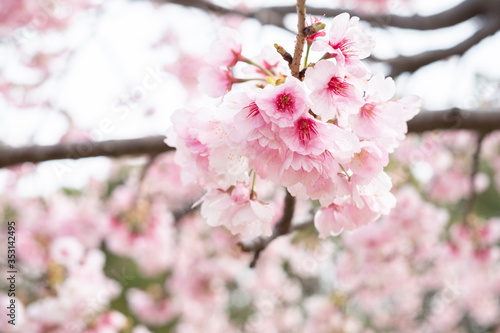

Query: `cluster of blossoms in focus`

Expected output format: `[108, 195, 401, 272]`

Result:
[167, 13, 420, 239]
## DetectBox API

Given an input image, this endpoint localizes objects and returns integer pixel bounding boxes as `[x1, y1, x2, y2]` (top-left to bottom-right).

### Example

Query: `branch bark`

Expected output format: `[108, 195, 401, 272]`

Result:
[406, 109, 500, 134]
[384, 16, 500, 77]
[156, 0, 494, 31]
[237, 191, 296, 267]
[0, 136, 174, 168]
[290, 0, 306, 78]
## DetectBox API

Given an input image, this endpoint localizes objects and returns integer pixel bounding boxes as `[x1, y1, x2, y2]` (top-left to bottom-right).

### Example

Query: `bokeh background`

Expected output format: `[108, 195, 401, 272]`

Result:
[1, 0, 500, 332]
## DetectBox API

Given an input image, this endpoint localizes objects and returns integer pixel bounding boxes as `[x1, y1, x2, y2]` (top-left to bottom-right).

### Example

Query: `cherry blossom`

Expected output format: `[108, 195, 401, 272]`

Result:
[305, 60, 364, 123]
[312, 12, 374, 78]
[206, 28, 243, 67]
[200, 184, 274, 238]
[255, 76, 310, 127]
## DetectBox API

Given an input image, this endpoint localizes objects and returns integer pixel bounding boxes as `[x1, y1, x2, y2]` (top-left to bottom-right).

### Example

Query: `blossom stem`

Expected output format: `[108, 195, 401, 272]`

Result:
[320, 52, 333, 60]
[339, 163, 351, 181]
[250, 171, 257, 199]
[303, 42, 311, 68]
[233, 78, 268, 83]
[240, 58, 275, 77]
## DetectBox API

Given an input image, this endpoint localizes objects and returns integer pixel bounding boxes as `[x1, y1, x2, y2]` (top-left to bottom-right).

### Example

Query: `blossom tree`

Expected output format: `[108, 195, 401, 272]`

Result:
[1, 0, 500, 332]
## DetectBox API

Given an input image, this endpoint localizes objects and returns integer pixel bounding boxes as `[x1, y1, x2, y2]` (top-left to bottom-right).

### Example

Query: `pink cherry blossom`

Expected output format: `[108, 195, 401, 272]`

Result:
[279, 115, 334, 155]
[241, 45, 287, 78]
[312, 13, 374, 78]
[198, 66, 235, 98]
[348, 141, 389, 178]
[305, 16, 327, 44]
[200, 184, 274, 238]
[206, 28, 243, 68]
[314, 202, 380, 237]
[127, 288, 175, 326]
[304, 60, 364, 124]
[349, 73, 420, 152]
[166, 107, 248, 189]
[255, 77, 310, 127]
[50, 236, 85, 269]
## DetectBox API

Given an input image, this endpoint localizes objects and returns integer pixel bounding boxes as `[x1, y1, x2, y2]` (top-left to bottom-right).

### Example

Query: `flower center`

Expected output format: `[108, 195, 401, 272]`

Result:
[276, 93, 294, 113]
[246, 102, 260, 118]
[327, 77, 349, 97]
[330, 38, 355, 57]
[361, 103, 376, 118]
[353, 149, 369, 167]
[297, 117, 319, 145]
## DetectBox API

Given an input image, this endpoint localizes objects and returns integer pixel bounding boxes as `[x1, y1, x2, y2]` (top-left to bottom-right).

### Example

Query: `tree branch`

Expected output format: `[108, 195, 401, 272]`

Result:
[0, 136, 173, 168]
[154, 0, 494, 31]
[0, 109, 499, 169]
[237, 191, 296, 267]
[384, 16, 500, 77]
[407, 109, 500, 134]
[290, 0, 306, 78]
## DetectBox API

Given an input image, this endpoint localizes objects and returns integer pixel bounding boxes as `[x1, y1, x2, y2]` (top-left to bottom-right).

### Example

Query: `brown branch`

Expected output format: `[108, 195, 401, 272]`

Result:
[290, 0, 306, 78]
[135, 153, 160, 202]
[157, 0, 248, 17]
[237, 191, 296, 267]
[384, 16, 500, 77]
[407, 109, 500, 134]
[154, 0, 494, 31]
[0, 109, 499, 169]
[273, 0, 491, 30]
[240, 218, 314, 268]
[0, 136, 173, 168]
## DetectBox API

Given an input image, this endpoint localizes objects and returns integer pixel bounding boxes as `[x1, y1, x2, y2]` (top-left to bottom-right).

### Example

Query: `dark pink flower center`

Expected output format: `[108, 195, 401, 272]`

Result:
[245, 102, 260, 118]
[361, 103, 377, 118]
[297, 117, 319, 145]
[330, 38, 355, 57]
[327, 76, 349, 97]
[276, 93, 294, 113]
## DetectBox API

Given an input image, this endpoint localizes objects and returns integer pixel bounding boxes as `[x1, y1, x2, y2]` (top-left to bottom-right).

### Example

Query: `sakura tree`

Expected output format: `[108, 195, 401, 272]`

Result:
[1, 0, 500, 332]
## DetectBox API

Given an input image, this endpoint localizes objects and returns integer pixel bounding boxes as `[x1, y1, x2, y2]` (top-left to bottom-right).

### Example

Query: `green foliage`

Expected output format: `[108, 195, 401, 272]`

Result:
[474, 159, 500, 219]
[102, 245, 178, 333]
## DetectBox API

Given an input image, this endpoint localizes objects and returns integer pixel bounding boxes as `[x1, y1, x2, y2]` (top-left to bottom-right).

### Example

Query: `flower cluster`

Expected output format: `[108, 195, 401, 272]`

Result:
[167, 13, 420, 238]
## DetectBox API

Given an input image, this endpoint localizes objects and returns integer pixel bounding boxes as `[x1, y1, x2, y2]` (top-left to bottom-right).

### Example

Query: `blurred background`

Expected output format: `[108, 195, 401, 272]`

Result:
[1, 0, 500, 332]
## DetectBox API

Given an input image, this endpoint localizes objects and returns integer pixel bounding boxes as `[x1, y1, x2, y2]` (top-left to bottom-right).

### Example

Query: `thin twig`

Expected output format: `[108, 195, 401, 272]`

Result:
[242, 219, 314, 268]
[383, 16, 500, 77]
[135, 153, 159, 203]
[238, 191, 296, 267]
